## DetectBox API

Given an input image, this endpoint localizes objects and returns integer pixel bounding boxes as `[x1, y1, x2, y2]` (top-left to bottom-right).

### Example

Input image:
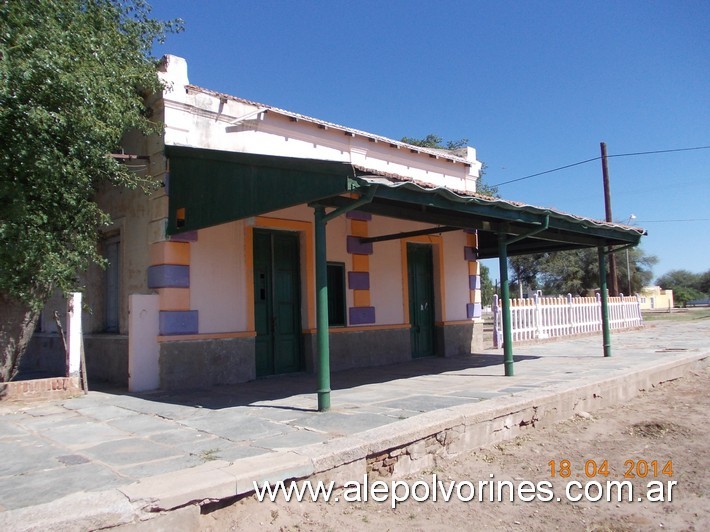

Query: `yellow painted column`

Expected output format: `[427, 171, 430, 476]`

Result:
[347, 213, 375, 325]
[148, 239, 197, 335]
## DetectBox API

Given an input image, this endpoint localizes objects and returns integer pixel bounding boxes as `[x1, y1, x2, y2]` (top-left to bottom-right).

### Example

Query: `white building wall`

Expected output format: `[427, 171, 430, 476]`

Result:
[158, 55, 482, 193]
[190, 221, 246, 333]
[370, 236, 406, 325]
[368, 216, 449, 325]
[442, 231, 470, 321]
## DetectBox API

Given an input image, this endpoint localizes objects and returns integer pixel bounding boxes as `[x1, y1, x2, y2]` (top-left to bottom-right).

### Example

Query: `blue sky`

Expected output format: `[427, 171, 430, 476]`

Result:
[149, 0, 709, 283]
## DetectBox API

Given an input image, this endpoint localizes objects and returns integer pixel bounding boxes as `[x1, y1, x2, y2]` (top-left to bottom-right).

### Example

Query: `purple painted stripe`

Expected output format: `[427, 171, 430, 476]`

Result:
[469, 275, 481, 290]
[464, 246, 478, 261]
[349, 306, 376, 325]
[170, 231, 198, 242]
[347, 235, 373, 255]
[159, 310, 198, 335]
[148, 265, 190, 289]
[346, 210, 372, 221]
[348, 271, 370, 290]
[466, 303, 482, 319]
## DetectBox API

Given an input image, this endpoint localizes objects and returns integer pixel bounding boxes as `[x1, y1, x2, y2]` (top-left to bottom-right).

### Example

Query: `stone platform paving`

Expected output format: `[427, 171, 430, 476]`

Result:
[0, 318, 708, 529]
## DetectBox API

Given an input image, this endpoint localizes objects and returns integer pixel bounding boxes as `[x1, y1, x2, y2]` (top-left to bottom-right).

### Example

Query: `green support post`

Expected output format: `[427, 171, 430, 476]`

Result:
[598, 246, 612, 357]
[310, 186, 377, 412]
[498, 233, 514, 376]
[494, 215, 548, 377]
[314, 206, 331, 411]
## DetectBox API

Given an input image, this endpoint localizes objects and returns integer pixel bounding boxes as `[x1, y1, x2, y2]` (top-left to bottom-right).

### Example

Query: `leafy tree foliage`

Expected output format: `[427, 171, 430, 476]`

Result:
[508, 247, 657, 297]
[401, 133, 469, 151]
[509, 254, 543, 296]
[614, 247, 657, 295]
[0, 0, 180, 381]
[399, 134, 498, 197]
[656, 269, 708, 293]
[656, 269, 710, 306]
[480, 264, 494, 307]
[700, 271, 710, 295]
[537, 249, 601, 296]
[670, 286, 707, 307]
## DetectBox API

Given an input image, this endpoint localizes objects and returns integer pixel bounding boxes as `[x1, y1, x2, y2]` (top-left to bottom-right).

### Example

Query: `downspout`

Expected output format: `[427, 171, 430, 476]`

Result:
[498, 215, 550, 376]
[497, 233, 514, 376]
[598, 247, 611, 357]
[598, 242, 636, 358]
[312, 186, 378, 412]
[313, 206, 330, 411]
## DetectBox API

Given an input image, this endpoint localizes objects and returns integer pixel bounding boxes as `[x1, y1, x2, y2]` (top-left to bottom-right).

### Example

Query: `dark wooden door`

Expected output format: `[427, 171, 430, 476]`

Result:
[407, 243, 435, 358]
[254, 230, 302, 376]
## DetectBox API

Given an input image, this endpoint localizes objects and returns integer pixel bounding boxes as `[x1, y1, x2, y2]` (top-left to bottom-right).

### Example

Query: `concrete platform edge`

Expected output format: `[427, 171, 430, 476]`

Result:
[1, 352, 707, 530]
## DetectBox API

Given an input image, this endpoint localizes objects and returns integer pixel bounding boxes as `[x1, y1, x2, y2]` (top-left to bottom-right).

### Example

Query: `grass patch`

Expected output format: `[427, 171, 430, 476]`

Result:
[198, 448, 221, 461]
[642, 308, 710, 321]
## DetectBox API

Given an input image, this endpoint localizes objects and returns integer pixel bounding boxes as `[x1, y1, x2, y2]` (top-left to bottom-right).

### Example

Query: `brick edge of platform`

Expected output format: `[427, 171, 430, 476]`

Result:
[0, 377, 82, 403]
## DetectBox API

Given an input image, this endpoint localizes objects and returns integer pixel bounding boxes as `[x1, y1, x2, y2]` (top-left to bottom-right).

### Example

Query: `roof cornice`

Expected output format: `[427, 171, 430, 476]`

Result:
[183, 84, 472, 167]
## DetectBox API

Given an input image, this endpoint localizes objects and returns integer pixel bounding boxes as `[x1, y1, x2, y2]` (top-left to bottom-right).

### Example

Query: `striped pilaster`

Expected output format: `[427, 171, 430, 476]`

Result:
[148, 240, 198, 335]
[346, 211, 375, 325]
[465, 230, 482, 319]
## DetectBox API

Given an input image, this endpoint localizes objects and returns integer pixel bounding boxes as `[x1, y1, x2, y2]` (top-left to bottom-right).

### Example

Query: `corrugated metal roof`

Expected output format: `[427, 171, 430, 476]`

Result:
[352, 170, 646, 237]
[164, 145, 645, 257]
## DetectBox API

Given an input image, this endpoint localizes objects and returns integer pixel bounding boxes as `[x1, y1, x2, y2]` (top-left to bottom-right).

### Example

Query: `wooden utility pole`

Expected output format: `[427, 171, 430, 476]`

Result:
[600, 142, 619, 296]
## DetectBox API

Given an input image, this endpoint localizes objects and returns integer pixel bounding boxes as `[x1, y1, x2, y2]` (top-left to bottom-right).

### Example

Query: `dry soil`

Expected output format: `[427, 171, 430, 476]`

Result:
[201, 364, 710, 531]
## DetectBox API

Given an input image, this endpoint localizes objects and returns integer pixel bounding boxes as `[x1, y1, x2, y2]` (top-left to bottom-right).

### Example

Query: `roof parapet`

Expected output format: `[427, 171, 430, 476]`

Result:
[158, 54, 190, 101]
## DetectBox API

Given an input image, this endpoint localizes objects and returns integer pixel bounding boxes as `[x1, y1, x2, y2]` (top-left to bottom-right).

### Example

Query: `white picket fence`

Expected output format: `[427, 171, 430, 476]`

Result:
[492, 292, 643, 347]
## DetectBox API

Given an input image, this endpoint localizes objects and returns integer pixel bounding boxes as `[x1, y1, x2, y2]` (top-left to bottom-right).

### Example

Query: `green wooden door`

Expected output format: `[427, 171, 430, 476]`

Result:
[407, 243, 435, 358]
[254, 230, 303, 376]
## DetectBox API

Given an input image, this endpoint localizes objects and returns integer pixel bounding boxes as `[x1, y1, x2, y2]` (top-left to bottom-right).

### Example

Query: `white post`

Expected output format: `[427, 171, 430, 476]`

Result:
[128, 294, 160, 392]
[66, 292, 82, 376]
[595, 292, 602, 331]
[534, 291, 548, 339]
[493, 294, 502, 348]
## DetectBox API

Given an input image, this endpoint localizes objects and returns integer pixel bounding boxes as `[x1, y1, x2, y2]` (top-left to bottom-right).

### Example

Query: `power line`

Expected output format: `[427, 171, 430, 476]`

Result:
[490, 145, 710, 187]
[491, 157, 599, 187]
[635, 218, 710, 223]
[608, 145, 710, 158]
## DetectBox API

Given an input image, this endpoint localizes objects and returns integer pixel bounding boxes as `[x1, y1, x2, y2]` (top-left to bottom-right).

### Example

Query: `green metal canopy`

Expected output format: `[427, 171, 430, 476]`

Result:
[330, 176, 645, 256]
[165, 145, 646, 411]
[165, 145, 360, 235]
[165, 145, 645, 252]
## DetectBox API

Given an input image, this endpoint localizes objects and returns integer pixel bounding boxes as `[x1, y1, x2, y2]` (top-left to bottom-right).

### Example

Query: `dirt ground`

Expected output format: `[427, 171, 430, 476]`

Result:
[201, 364, 710, 532]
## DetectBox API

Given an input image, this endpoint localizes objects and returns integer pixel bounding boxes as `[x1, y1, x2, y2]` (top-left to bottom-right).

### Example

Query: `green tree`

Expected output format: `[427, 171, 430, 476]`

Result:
[656, 269, 704, 293]
[508, 254, 543, 297]
[656, 269, 708, 306]
[670, 286, 706, 307]
[401, 133, 468, 151]
[538, 248, 600, 296]
[699, 270, 710, 295]
[480, 263, 494, 306]
[616, 247, 657, 295]
[0, 0, 181, 381]
[400, 134, 498, 197]
[508, 247, 657, 297]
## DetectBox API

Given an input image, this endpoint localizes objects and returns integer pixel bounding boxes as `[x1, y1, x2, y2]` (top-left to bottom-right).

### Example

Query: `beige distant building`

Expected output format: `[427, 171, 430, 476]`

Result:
[638, 286, 674, 310]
